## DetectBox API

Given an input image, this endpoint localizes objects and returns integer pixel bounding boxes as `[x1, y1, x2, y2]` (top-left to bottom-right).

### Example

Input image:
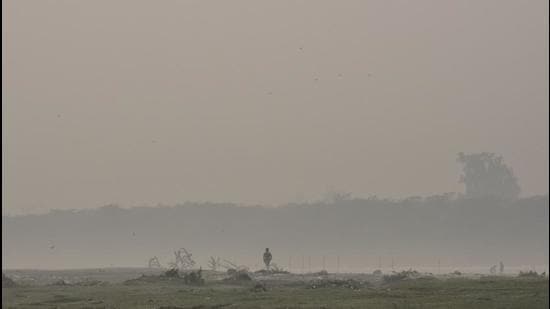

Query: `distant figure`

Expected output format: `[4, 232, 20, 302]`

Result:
[499, 261, 504, 274]
[489, 265, 497, 275]
[263, 248, 272, 270]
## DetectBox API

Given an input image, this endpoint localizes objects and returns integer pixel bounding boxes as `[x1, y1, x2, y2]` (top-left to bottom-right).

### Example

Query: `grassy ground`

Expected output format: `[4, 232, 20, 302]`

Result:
[2, 270, 548, 309]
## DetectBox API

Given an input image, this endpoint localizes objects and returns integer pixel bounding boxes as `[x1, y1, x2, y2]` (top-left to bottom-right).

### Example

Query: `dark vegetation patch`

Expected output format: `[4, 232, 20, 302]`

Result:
[74, 279, 108, 286]
[224, 269, 252, 282]
[183, 269, 205, 285]
[30, 295, 85, 305]
[164, 268, 180, 278]
[124, 268, 205, 285]
[251, 282, 267, 292]
[308, 278, 368, 290]
[2, 273, 16, 288]
[382, 269, 433, 284]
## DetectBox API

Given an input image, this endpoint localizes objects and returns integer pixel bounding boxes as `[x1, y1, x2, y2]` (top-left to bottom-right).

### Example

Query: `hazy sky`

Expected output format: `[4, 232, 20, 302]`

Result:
[2, 0, 548, 215]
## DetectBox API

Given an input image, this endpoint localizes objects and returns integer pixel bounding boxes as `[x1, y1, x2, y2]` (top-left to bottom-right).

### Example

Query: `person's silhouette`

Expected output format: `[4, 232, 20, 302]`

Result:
[263, 248, 273, 270]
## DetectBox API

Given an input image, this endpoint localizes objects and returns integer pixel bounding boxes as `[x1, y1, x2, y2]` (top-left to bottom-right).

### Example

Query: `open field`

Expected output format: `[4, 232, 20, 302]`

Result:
[2, 268, 548, 309]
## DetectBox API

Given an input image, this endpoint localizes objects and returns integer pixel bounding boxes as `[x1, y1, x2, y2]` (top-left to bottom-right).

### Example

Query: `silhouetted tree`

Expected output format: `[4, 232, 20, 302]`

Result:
[457, 152, 520, 199]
